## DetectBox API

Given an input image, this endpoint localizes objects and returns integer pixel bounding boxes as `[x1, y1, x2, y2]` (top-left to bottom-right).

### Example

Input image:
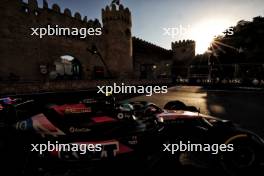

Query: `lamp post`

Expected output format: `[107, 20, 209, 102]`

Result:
[87, 45, 113, 78]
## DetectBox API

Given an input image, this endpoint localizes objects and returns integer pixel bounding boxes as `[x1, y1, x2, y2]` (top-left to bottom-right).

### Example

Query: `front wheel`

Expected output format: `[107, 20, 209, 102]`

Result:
[164, 101, 186, 110]
[221, 135, 261, 175]
[164, 101, 199, 112]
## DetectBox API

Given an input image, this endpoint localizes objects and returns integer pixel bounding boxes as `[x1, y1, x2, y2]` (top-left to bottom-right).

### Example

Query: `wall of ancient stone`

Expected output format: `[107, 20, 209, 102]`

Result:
[0, 0, 134, 82]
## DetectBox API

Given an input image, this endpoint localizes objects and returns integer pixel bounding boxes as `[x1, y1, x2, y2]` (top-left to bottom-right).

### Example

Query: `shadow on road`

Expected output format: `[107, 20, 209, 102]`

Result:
[205, 90, 264, 138]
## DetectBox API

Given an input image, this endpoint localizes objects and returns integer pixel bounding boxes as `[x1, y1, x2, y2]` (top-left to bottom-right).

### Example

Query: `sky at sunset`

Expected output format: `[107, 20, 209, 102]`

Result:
[27, 0, 264, 54]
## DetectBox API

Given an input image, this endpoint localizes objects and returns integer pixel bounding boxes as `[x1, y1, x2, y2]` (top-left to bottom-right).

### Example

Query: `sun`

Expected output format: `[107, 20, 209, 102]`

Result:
[191, 19, 232, 54]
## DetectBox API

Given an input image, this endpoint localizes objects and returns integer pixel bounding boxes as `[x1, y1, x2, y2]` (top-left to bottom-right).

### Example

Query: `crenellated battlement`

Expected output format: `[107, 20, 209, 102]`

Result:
[133, 37, 171, 53]
[171, 40, 195, 49]
[171, 40, 195, 62]
[19, 0, 101, 27]
[102, 4, 131, 26]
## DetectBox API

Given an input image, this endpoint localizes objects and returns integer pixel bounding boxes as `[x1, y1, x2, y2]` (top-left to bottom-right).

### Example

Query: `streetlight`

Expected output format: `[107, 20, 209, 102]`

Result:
[87, 45, 113, 78]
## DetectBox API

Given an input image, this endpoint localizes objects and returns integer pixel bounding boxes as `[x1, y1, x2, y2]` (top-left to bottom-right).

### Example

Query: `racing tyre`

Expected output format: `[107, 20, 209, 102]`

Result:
[185, 106, 200, 113]
[164, 101, 186, 110]
[221, 135, 261, 175]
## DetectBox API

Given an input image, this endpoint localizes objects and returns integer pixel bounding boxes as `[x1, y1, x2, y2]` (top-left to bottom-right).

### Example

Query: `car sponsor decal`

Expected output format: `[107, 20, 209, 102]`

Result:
[64, 107, 91, 114]
[51, 104, 90, 116]
[15, 119, 33, 131]
[69, 127, 91, 133]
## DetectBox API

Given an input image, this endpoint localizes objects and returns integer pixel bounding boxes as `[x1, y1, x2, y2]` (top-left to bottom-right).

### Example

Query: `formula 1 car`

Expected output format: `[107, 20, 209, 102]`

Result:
[0, 97, 40, 124]
[4, 96, 264, 176]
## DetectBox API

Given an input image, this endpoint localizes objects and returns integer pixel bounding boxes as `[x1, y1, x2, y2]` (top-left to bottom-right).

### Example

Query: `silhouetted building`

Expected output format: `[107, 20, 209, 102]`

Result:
[0, 0, 195, 82]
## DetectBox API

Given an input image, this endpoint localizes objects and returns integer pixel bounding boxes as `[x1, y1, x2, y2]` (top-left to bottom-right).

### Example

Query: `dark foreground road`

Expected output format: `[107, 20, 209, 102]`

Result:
[2, 86, 264, 176]
[128, 86, 264, 138]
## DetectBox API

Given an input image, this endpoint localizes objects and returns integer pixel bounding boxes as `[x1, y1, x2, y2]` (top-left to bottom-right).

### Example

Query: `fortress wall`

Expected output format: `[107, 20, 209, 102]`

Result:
[0, 0, 104, 81]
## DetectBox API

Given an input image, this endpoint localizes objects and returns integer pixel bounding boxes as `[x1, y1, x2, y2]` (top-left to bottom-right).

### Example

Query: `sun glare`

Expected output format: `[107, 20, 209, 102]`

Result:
[191, 19, 232, 55]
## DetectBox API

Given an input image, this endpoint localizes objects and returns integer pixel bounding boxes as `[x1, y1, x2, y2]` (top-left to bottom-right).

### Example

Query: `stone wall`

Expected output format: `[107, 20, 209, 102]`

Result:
[0, 79, 172, 95]
[133, 37, 173, 79]
[0, 0, 194, 95]
[0, 0, 133, 81]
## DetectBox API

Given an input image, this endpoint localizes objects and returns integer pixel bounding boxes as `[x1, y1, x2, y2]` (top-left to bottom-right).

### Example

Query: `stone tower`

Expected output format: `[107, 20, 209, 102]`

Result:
[102, 3, 133, 78]
[171, 40, 196, 78]
[172, 40, 195, 62]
